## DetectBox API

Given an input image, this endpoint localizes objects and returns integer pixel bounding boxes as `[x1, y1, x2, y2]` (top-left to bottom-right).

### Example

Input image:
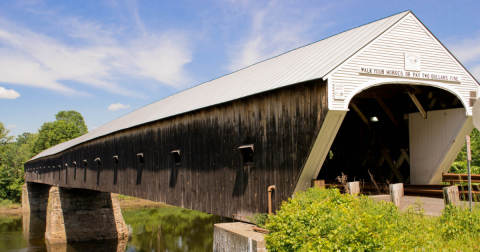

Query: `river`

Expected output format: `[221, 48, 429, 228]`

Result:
[0, 206, 228, 251]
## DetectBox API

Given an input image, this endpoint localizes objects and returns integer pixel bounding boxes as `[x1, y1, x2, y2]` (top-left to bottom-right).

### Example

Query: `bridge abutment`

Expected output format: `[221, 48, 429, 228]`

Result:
[22, 182, 52, 213]
[44, 186, 128, 243]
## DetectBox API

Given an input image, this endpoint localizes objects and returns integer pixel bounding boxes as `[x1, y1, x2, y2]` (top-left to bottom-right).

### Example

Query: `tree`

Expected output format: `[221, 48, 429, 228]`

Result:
[32, 110, 88, 155]
[55, 110, 88, 135]
[449, 128, 480, 174]
[0, 123, 31, 202]
[32, 121, 82, 155]
[0, 123, 14, 167]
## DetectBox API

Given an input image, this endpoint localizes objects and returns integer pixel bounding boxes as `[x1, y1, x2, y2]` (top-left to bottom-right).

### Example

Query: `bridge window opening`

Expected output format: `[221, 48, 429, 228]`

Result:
[137, 153, 144, 164]
[73, 161, 77, 180]
[94, 158, 101, 185]
[317, 84, 464, 192]
[64, 164, 68, 184]
[239, 144, 254, 166]
[113, 156, 119, 185]
[136, 153, 144, 185]
[58, 165, 61, 181]
[83, 159, 87, 182]
[171, 150, 181, 165]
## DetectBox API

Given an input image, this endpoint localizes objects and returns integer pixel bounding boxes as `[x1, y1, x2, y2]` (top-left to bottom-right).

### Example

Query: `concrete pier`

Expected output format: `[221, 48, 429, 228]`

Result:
[44, 186, 128, 243]
[213, 222, 266, 252]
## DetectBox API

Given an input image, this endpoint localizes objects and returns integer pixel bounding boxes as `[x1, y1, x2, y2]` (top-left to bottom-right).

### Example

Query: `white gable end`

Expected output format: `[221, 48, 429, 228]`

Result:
[329, 13, 479, 115]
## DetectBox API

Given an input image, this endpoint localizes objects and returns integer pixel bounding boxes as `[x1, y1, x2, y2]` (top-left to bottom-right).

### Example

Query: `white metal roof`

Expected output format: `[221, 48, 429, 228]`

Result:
[30, 11, 410, 161]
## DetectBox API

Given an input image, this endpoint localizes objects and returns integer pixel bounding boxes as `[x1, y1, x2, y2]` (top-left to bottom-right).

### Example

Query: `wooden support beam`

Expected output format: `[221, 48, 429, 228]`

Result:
[428, 98, 436, 109]
[387, 150, 407, 182]
[400, 149, 410, 164]
[409, 85, 423, 94]
[364, 150, 386, 182]
[438, 98, 447, 109]
[381, 149, 405, 183]
[374, 93, 399, 126]
[350, 103, 371, 131]
[406, 88, 427, 119]
[376, 155, 385, 167]
[452, 97, 459, 107]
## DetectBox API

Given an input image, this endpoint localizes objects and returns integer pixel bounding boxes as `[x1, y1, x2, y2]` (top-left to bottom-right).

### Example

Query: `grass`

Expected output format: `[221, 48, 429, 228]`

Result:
[0, 199, 20, 210]
[116, 194, 136, 200]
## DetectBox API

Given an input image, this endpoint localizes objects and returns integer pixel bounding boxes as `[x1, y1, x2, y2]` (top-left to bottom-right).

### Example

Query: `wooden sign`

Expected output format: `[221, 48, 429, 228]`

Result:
[466, 135, 472, 161]
[334, 84, 344, 100]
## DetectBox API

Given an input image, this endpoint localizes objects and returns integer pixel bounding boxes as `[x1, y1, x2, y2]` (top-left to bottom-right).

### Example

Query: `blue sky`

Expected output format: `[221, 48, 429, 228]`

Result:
[1, 0, 479, 138]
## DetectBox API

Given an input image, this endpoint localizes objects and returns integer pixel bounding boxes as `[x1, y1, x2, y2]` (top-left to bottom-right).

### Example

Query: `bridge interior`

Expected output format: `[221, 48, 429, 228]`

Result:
[318, 84, 464, 184]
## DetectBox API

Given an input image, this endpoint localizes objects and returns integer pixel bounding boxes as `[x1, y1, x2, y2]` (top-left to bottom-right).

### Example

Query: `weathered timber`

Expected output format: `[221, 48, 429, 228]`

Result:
[24, 80, 328, 219]
[390, 183, 404, 207]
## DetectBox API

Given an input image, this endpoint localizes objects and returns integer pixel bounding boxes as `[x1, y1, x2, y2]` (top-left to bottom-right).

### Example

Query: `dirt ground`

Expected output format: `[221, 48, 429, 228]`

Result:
[0, 204, 22, 216]
[117, 197, 166, 209]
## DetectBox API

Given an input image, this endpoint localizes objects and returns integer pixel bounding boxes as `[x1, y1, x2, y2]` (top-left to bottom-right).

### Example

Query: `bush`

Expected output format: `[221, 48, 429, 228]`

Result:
[264, 187, 480, 251]
[450, 161, 480, 175]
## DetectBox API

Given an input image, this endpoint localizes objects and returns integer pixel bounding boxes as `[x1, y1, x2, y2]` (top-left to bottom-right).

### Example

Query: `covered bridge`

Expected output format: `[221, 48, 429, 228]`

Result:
[24, 11, 479, 220]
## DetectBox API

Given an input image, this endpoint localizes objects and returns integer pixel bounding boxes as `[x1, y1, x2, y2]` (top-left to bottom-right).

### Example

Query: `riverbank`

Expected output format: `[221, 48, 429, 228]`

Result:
[0, 195, 166, 216]
[116, 194, 166, 209]
[0, 200, 21, 215]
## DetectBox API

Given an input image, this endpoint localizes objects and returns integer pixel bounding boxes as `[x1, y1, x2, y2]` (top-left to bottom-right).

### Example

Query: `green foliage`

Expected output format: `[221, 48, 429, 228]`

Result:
[0, 110, 87, 202]
[248, 213, 268, 228]
[0, 123, 29, 202]
[32, 121, 82, 155]
[122, 206, 223, 252]
[55, 110, 88, 135]
[32, 111, 88, 155]
[265, 187, 480, 251]
[450, 161, 480, 174]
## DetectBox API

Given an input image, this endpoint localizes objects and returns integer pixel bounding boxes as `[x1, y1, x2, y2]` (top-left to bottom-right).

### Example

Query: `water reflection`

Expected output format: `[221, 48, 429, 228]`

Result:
[122, 207, 228, 252]
[46, 239, 127, 252]
[0, 206, 227, 252]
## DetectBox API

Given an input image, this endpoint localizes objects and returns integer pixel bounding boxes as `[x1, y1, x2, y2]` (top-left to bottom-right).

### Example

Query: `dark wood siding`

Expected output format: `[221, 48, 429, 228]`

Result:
[25, 79, 328, 219]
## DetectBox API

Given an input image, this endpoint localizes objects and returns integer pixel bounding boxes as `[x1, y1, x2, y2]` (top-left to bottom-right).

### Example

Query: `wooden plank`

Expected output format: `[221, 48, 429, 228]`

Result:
[374, 93, 399, 126]
[406, 88, 427, 119]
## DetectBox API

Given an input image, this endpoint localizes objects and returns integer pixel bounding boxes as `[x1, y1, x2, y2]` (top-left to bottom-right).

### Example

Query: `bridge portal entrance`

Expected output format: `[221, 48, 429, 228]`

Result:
[317, 84, 468, 185]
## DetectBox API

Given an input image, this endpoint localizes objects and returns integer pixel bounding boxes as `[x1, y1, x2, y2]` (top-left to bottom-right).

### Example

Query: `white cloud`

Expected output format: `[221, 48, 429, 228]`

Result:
[0, 86, 20, 99]
[108, 103, 131, 111]
[472, 65, 480, 82]
[6, 124, 17, 129]
[0, 12, 193, 97]
[225, 0, 332, 72]
[448, 34, 480, 81]
[449, 35, 480, 64]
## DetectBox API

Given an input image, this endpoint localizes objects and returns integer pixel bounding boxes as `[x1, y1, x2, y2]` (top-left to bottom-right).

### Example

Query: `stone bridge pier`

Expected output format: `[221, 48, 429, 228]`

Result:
[22, 182, 128, 244]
